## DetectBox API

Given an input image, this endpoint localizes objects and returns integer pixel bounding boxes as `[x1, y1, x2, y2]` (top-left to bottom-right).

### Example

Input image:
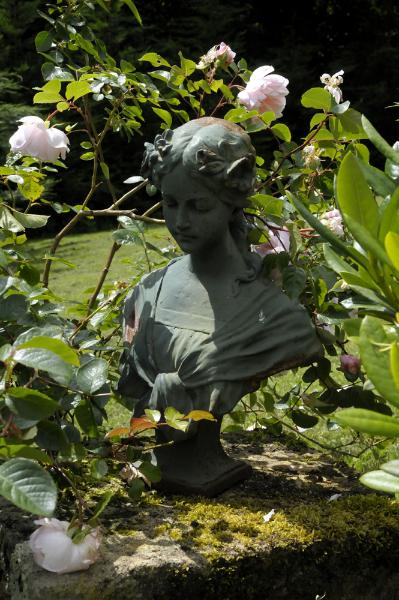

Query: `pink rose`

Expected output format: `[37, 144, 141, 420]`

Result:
[253, 224, 290, 256]
[197, 42, 236, 69]
[237, 66, 289, 118]
[9, 116, 70, 163]
[214, 42, 236, 65]
[320, 208, 344, 237]
[29, 518, 101, 574]
[340, 354, 361, 376]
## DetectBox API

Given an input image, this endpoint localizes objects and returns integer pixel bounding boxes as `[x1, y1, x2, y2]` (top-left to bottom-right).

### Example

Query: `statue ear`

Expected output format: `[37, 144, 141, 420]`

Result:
[196, 148, 224, 174]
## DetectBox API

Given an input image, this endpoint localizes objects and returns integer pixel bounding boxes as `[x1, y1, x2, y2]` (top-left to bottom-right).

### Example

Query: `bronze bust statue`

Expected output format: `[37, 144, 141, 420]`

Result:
[118, 117, 322, 495]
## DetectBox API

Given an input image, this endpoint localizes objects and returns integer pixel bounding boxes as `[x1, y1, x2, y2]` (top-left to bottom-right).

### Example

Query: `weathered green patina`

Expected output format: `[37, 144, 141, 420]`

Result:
[118, 118, 322, 494]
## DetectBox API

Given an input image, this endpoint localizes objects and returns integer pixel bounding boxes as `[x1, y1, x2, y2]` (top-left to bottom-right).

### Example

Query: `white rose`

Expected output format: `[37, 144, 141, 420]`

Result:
[9, 116, 70, 163]
[29, 518, 101, 574]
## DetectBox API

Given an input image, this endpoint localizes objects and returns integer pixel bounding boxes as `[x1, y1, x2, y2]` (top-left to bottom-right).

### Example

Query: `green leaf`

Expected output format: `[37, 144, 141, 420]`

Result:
[42, 63, 74, 81]
[35, 421, 70, 451]
[360, 470, 399, 494]
[75, 400, 98, 437]
[90, 458, 108, 480]
[35, 31, 53, 52]
[127, 478, 145, 500]
[89, 490, 114, 523]
[152, 108, 172, 128]
[11, 211, 49, 229]
[385, 231, 399, 271]
[379, 188, 399, 243]
[381, 459, 399, 477]
[6, 388, 58, 422]
[0, 457, 57, 516]
[76, 358, 108, 394]
[282, 266, 306, 299]
[100, 162, 110, 180]
[164, 406, 188, 432]
[250, 194, 283, 217]
[271, 123, 291, 142]
[122, 0, 142, 25]
[362, 115, 399, 164]
[390, 343, 399, 390]
[359, 316, 399, 408]
[13, 347, 73, 385]
[291, 410, 318, 429]
[139, 52, 170, 67]
[16, 336, 79, 366]
[65, 80, 91, 101]
[344, 215, 392, 268]
[138, 461, 162, 483]
[335, 408, 399, 436]
[336, 152, 379, 237]
[224, 107, 259, 123]
[301, 88, 332, 111]
[356, 160, 396, 199]
[33, 80, 64, 104]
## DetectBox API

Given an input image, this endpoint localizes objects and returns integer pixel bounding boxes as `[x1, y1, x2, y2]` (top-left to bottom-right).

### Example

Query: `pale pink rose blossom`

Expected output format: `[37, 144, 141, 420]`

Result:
[9, 116, 70, 163]
[197, 42, 236, 69]
[340, 354, 361, 376]
[237, 66, 289, 118]
[29, 518, 101, 574]
[214, 42, 236, 65]
[320, 70, 344, 103]
[320, 208, 344, 237]
[253, 225, 290, 256]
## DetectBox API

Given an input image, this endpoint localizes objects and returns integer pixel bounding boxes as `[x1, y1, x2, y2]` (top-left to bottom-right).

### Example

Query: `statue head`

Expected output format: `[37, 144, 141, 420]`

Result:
[141, 117, 257, 256]
[141, 117, 256, 206]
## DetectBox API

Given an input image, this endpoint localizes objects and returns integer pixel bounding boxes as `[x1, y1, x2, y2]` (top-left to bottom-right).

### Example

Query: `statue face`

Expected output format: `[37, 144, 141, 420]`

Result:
[161, 164, 233, 255]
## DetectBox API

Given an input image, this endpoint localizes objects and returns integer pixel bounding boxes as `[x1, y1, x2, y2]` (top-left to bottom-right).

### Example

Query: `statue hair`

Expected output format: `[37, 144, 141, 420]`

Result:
[141, 118, 260, 284]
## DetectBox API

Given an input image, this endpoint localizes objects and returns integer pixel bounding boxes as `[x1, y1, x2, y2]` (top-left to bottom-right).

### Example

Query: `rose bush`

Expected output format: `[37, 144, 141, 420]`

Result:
[9, 116, 69, 162]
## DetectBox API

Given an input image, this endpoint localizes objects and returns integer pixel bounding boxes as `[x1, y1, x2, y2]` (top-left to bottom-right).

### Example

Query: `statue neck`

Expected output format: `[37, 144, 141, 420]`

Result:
[188, 233, 246, 279]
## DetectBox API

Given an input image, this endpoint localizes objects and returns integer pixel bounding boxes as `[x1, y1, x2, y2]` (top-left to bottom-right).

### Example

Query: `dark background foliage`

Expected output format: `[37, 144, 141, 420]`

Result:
[1, 0, 398, 232]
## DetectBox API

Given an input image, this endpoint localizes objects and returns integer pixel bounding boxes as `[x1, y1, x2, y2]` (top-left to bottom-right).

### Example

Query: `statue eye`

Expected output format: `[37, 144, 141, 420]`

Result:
[163, 195, 177, 207]
[194, 198, 213, 212]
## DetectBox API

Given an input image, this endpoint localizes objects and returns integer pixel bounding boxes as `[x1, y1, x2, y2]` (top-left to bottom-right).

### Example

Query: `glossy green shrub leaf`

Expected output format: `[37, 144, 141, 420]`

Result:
[128, 478, 145, 500]
[0, 458, 57, 516]
[35, 421, 70, 451]
[362, 115, 399, 164]
[390, 343, 399, 390]
[76, 358, 108, 394]
[15, 336, 79, 366]
[164, 406, 188, 431]
[360, 470, 399, 494]
[282, 266, 306, 299]
[379, 188, 399, 243]
[139, 52, 170, 67]
[12, 212, 49, 229]
[359, 316, 399, 407]
[65, 80, 91, 101]
[385, 231, 399, 271]
[301, 88, 332, 110]
[381, 459, 399, 477]
[335, 408, 399, 436]
[344, 215, 392, 268]
[152, 107, 172, 128]
[291, 410, 318, 429]
[336, 152, 379, 236]
[35, 30, 53, 52]
[271, 123, 291, 142]
[90, 458, 108, 480]
[356, 160, 396, 198]
[6, 388, 58, 422]
[33, 79, 64, 104]
[138, 461, 162, 483]
[13, 347, 73, 385]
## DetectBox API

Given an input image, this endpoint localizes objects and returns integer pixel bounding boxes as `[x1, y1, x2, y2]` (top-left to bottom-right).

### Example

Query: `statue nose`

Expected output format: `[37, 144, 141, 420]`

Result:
[176, 206, 190, 231]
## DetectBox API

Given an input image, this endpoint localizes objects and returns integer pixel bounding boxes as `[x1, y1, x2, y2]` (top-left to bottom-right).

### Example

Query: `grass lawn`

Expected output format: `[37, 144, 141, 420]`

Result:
[29, 224, 173, 302]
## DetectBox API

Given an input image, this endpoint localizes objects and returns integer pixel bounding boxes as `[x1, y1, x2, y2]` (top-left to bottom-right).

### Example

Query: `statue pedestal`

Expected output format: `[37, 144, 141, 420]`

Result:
[151, 420, 252, 497]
